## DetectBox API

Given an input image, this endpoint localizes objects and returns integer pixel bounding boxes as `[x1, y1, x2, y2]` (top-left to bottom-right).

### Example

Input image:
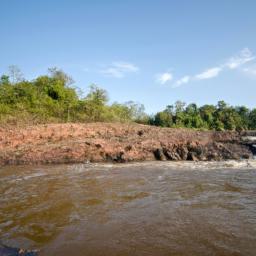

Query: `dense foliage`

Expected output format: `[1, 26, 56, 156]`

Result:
[0, 67, 147, 125]
[150, 100, 256, 131]
[0, 66, 255, 130]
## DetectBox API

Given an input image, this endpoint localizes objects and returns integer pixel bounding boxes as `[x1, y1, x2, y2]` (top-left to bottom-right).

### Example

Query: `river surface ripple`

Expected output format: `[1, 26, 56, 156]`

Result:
[0, 161, 256, 256]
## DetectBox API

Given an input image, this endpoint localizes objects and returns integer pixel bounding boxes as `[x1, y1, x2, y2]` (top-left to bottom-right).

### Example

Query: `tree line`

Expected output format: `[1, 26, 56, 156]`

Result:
[0, 66, 255, 130]
[150, 101, 256, 131]
[0, 66, 146, 125]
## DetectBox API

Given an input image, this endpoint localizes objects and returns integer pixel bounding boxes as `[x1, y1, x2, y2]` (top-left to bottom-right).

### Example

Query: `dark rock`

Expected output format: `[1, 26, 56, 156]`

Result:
[187, 152, 198, 161]
[113, 151, 125, 163]
[154, 148, 166, 160]
[241, 153, 250, 159]
[177, 146, 188, 160]
[163, 148, 180, 160]
[207, 152, 219, 161]
[249, 145, 256, 155]
[125, 145, 132, 151]
[105, 153, 113, 162]
[0, 244, 38, 256]
[137, 130, 144, 136]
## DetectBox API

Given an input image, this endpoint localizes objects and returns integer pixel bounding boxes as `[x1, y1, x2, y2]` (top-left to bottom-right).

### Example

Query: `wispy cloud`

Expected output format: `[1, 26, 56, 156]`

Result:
[225, 48, 255, 69]
[195, 67, 222, 80]
[172, 48, 255, 87]
[102, 67, 124, 78]
[113, 62, 139, 72]
[101, 61, 139, 78]
[175, 75, 190, 86]
[156, 72, 173, 84]
[243, 66, 256, 76]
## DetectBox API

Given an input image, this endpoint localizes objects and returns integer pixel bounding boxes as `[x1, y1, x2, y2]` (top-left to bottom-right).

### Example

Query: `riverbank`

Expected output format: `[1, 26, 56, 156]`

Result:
[0, 123, 253, 165]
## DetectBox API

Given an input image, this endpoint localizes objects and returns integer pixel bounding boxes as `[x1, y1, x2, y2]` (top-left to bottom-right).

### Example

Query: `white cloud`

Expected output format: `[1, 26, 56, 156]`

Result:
[175, 76, 190, 87]
[101, 61, 139, 78]
[112, 62, 139, 72]
[243, 66, 256, 76]
[226, 48, 255, 69]
[169, 47, 255, 88]
[102, 67, 124, 78]
[195, 67, 222, 80]
[156, 72, 173, 84]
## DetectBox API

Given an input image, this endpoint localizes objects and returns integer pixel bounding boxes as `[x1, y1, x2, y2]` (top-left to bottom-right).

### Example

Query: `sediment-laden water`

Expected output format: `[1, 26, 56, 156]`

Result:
[0, 161, 256, 256]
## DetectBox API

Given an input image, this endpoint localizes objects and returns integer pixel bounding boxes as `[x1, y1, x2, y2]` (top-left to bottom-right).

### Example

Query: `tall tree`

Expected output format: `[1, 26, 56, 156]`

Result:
[8, 65, 24, 84]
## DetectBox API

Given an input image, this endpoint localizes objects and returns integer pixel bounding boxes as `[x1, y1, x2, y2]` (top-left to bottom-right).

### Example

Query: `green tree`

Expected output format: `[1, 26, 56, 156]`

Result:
[0, 75, 10, 85]
[249, 109, 256, 129]
[199, 104, 216, 129]
[124, 101, 147, 122]
[154, 111, 173, 127]
[83, 85, 108, 121]
[235, 106, 250, 129]
[48, 67, 74, 86]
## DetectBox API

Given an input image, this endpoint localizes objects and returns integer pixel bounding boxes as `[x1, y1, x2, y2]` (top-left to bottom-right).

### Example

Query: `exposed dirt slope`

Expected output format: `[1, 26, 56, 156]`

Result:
[0, 123, 253, 165]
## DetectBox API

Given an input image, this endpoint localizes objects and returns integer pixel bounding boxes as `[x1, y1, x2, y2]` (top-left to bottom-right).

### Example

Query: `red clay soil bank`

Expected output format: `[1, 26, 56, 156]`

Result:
[0, 123, 253, 165]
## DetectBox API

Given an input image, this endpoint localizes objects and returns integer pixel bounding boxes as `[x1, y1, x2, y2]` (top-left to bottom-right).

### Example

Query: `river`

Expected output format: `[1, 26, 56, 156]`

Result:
[0, 161, 256, 256]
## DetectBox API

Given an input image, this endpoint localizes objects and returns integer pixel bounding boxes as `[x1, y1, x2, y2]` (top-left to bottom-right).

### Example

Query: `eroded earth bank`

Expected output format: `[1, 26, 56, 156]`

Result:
[0, 123, 254, 165]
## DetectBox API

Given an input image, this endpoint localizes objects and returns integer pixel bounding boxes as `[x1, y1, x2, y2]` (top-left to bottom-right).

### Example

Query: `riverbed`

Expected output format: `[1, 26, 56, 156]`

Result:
[1, 161, 256, 255]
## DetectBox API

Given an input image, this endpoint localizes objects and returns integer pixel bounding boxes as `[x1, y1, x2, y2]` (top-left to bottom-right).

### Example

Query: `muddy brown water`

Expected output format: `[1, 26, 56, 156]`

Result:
[0, 161, 256, 256]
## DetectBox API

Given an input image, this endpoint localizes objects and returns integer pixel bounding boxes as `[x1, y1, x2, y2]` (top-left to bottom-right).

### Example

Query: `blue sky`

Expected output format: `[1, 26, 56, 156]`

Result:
[0, 0, 256, 113]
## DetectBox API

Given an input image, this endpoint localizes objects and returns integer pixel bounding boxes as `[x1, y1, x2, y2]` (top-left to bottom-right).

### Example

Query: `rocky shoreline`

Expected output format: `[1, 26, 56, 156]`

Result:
[0, 123, 254, 166]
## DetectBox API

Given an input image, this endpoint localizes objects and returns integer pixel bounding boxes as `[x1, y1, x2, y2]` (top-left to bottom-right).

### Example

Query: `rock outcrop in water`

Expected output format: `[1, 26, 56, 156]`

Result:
[0, 123, 254, 165]
[0, 243, 38, 255]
